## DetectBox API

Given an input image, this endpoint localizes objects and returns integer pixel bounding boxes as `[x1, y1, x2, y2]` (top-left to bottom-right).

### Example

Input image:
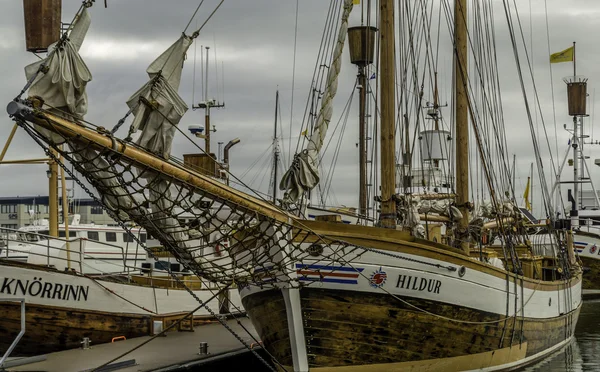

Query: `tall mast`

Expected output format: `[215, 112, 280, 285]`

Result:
[358, 66, 368, 217]
[379, 0, 396, 228]
[455, 0, 470, 253]
[348, 24, 375, 218]
[272, 90, 280, 203]
[204, 46, 211, 155]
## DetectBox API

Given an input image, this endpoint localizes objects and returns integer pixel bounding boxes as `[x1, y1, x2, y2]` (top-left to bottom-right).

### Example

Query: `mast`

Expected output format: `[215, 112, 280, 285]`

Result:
[48, 151, 59, 237]
[433, 73, 440, 168]
[348, 22, 376, 219]
[358, 67, 368, 217]
[272, 90, 279, 203]
[379, 0, 396, 228]
[204, 46, 211, 155]
[454, 0, 470, 253]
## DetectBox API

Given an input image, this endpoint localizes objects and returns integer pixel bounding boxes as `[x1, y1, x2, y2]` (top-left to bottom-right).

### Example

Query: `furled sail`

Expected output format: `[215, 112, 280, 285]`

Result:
[24, 8, 92, 119]
[126, 35, 192, 159]
[125, 35, 195, 254]
[279, 0, 354, 202]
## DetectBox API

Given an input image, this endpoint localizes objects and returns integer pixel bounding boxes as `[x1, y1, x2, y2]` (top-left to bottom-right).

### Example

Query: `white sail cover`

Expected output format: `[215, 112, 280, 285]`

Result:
[279, 0, 353, 202]
[126, 35, 192, 159]
[24, 8, 92, 118]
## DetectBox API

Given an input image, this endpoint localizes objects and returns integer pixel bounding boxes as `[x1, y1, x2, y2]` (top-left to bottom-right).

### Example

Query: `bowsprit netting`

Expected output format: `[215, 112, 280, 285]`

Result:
[10, 105, 376, 287]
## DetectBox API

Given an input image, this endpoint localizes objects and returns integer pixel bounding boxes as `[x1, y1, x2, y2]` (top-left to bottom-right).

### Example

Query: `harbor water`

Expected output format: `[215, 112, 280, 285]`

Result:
[195, 300, 600, 372]
[519, 299, 600, 371]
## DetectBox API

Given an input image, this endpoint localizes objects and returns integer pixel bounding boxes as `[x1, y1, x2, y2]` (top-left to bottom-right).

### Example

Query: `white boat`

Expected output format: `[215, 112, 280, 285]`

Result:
[1, 214, 147, 275]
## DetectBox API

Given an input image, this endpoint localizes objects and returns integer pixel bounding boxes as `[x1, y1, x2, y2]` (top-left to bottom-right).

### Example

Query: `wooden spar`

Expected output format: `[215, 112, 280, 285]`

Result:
[433, 73, 440, 168]
[204, 46, 211, 155]
[379, 0, 396, 228]
[419, 214, 450, 223]
[272, 90, 279, 203]
[413, 193, 456, 200]
[358, 67, 368, 217]
[348, 26, 376, 220]
[455, 0, 469, 253]
[26, 110, 294, 225]
[0, 124, 18, 161]
[48, 149, 59, 237]
[59, 152, 71, 269]
[482, 217, 514, 231]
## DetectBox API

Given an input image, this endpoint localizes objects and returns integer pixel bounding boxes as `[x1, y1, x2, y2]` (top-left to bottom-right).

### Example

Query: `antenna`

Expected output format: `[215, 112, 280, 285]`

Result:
[191, 46, 225, 156]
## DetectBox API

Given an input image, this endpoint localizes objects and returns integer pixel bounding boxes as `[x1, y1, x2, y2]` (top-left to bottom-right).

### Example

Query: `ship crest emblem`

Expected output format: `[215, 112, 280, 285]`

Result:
[369, 267, 387, 288]
[591, 244, 598, 255]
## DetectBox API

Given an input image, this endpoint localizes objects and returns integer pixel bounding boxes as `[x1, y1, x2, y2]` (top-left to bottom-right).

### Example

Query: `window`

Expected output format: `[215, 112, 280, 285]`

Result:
[58, 231, 77, 238]
[1, 224, 17, 229]
[1, 205, 16, 214]
[140, 234, 147, 243]
[123, 233, 135, 243]
[105, 232, 117, 242]
[91, 206, 103, 215]
[87, 231, 99, 241]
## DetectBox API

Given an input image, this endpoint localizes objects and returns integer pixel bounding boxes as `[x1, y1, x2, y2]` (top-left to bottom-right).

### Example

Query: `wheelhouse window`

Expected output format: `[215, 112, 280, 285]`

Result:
[123, 233, 135, 243]
[105, 232, 117, 242]
[91, 206, 103, 215]
[58, 231, 77, 238]
[87, 231, 99, 241]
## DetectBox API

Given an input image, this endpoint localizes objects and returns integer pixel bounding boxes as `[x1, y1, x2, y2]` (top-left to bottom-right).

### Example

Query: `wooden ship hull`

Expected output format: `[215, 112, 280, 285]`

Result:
[240, 221, 582, 371]
[533, 230, 600, 290]
[0, 260, 242, 356]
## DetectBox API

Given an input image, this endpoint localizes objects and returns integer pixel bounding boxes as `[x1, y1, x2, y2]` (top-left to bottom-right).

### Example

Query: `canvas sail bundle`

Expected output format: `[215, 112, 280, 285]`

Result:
[24, 8, 92, 119]
[126, 35, 191, 159]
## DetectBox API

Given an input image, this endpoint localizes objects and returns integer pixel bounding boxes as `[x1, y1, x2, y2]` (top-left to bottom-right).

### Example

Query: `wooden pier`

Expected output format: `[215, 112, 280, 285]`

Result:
[5, 318, 260, 372]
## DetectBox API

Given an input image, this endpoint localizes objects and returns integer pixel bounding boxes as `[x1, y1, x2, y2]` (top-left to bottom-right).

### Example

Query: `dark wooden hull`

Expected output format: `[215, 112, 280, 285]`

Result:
[580, 256, 600, 290]
[243, 288, 580, 370]
[0, 301, 151, 356]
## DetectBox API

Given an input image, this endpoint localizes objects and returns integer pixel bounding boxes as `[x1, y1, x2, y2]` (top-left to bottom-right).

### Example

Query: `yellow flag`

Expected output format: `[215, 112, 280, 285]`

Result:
[550, 46, 574, 64]
[523, 177, 531, 211]
[353, 0, 360, 4]
[301, 129, 308, 137]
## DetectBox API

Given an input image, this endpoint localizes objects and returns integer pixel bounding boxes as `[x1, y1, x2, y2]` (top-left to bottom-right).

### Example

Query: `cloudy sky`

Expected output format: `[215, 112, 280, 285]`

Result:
[0, 0, 598, 218]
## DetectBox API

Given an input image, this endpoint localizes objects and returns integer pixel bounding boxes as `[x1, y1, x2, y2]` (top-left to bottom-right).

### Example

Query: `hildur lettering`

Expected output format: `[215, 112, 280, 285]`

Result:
[0, 276, 89, 301]
[396, 274, 441, 294]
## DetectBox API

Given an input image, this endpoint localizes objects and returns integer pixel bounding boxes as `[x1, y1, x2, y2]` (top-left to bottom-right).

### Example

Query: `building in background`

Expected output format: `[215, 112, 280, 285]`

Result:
[0, 196, 117, 229]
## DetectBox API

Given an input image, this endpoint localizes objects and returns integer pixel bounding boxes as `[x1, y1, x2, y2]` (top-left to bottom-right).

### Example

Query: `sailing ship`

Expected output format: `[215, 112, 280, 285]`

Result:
[6, 0, 581, 371]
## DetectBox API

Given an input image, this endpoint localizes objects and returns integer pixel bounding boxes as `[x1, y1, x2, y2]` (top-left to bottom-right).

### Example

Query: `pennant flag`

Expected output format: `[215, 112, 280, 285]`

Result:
[301, 129, 308, 137]
[550, 46, 574, 64]
[523, 177, 531, 211]
[369, 73, 376, 80]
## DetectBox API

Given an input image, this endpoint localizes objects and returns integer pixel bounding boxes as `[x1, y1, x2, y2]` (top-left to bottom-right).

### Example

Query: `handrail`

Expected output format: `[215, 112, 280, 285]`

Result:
[0, 298, 25, 369]
[0, 227, 146, 275]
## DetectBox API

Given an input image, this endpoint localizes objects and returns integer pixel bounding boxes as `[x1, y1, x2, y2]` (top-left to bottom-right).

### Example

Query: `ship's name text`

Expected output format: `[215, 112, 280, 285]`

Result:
[0, 276, 89, 301]
[396, 275, 441, 294]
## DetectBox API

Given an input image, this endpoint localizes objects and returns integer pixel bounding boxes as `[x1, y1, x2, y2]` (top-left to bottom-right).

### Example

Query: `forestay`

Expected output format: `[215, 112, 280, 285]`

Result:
[279, 0, 354, 203]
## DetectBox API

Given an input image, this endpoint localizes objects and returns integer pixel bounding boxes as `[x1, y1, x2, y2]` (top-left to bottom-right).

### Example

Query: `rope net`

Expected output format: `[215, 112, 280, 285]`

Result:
[14, 107, 374, 287]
